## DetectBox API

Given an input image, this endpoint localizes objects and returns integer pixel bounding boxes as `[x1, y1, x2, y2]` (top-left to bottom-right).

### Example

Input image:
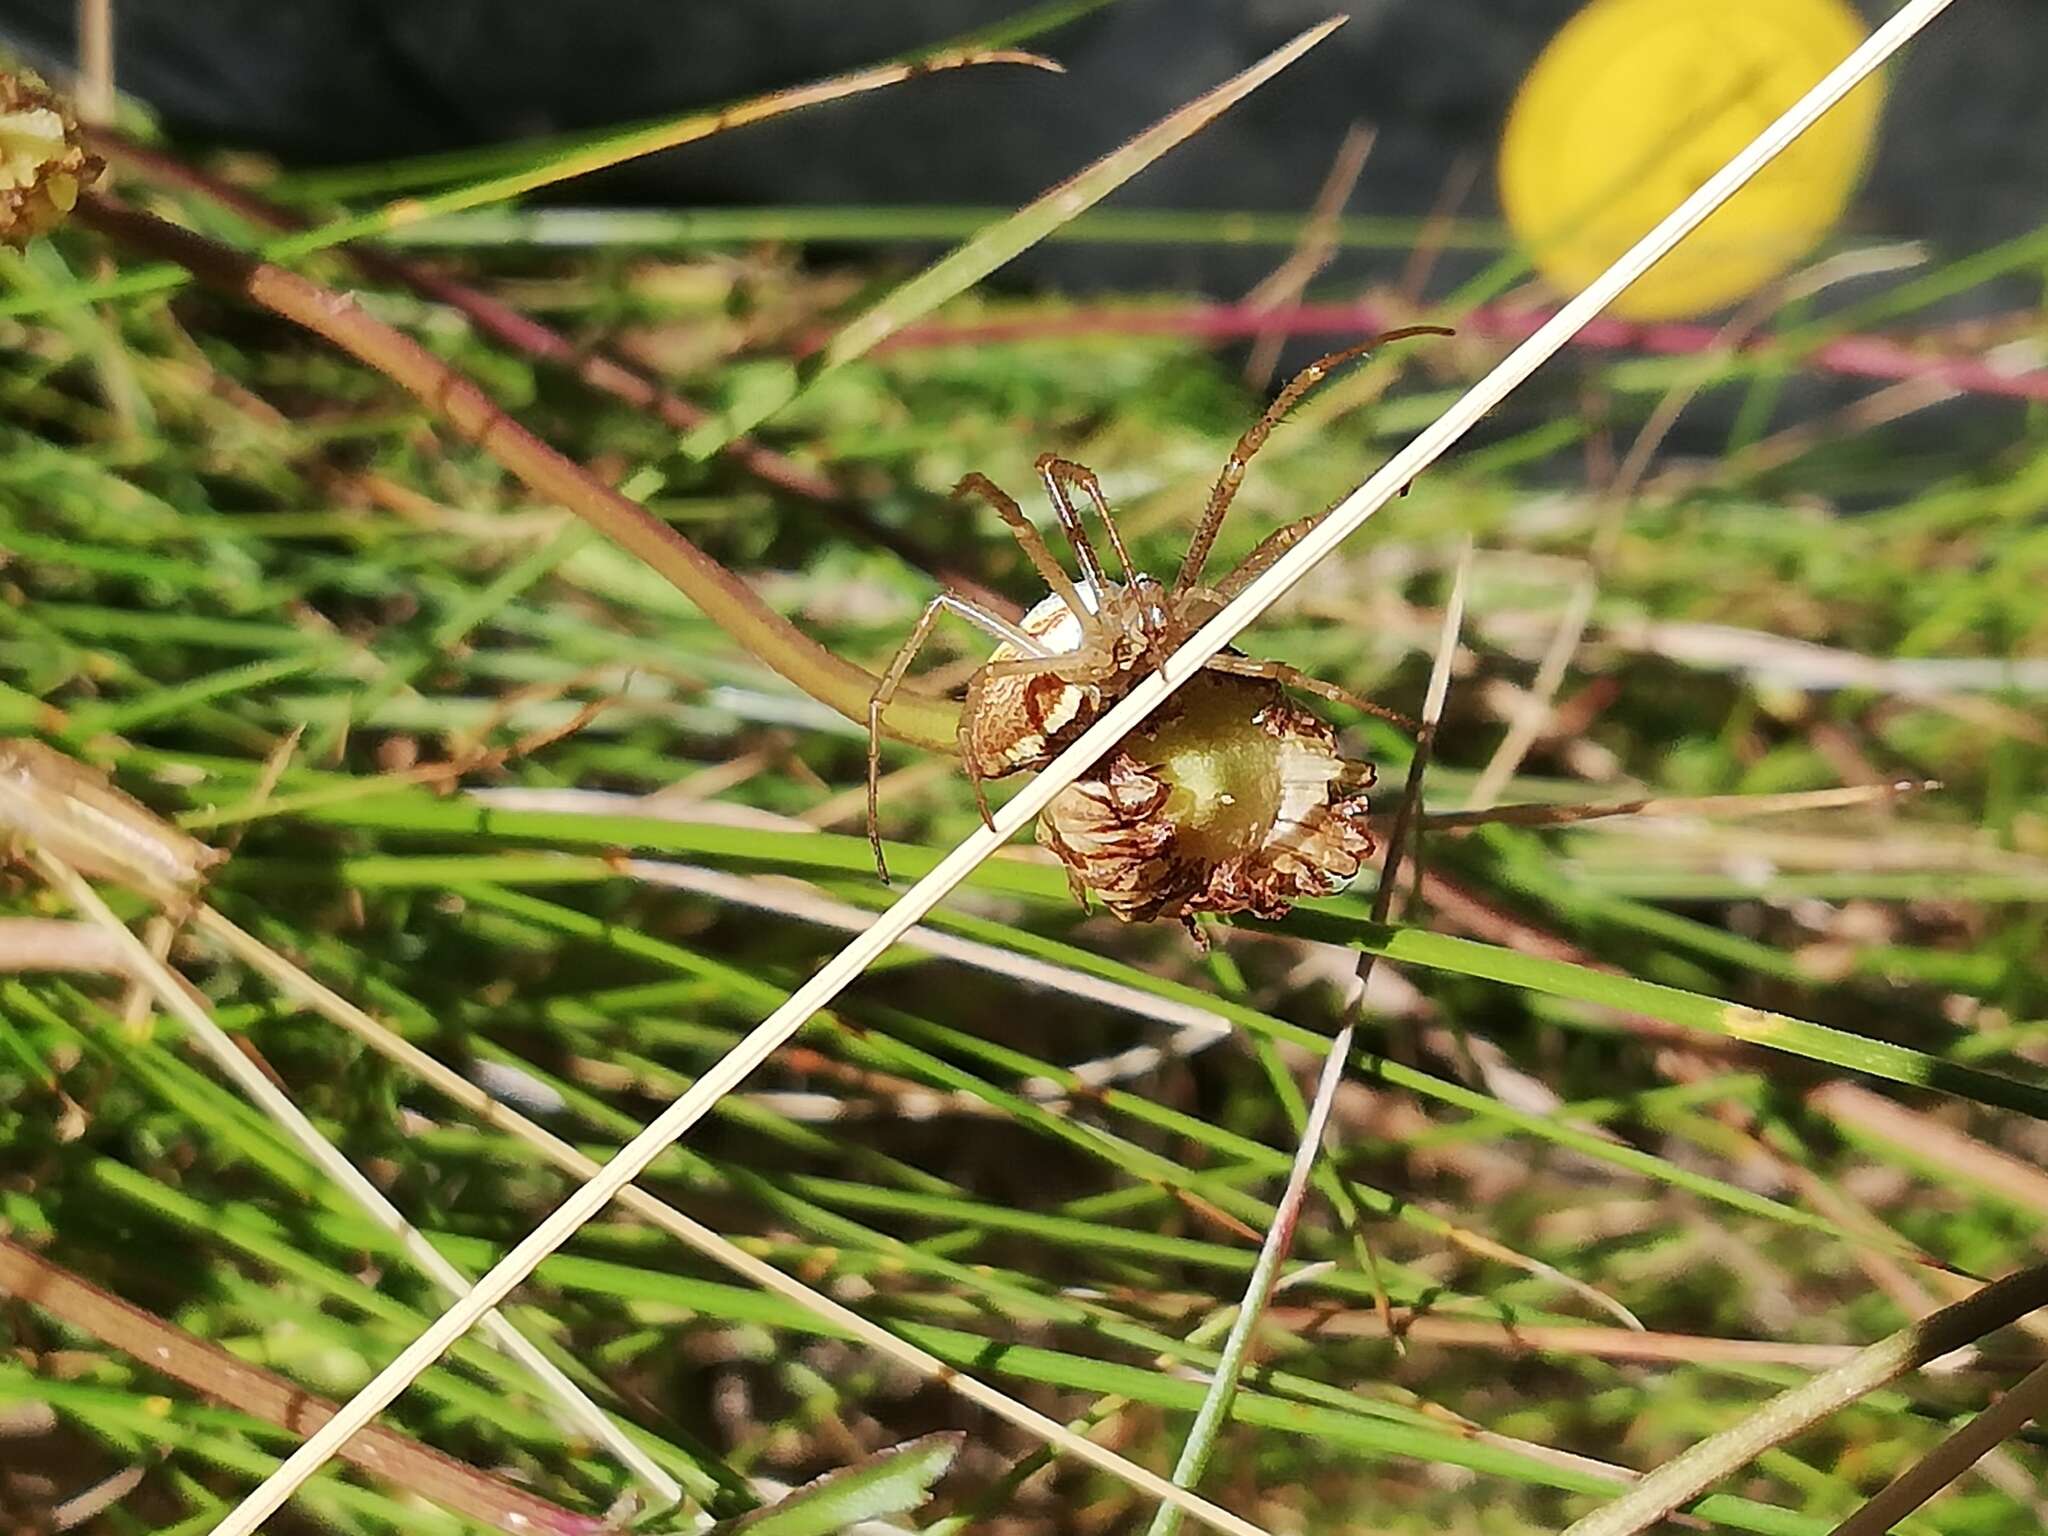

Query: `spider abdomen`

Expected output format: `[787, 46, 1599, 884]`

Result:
[959, 586, 1124, 779]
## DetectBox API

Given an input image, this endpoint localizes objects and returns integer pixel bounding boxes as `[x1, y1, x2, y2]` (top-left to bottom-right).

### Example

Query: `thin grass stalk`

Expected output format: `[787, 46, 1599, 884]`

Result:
[201, 8, 1956, 1533]
[1415, 781, 1939, 832]
[27, 849, 683, 1508]
[1561, 1264, 2048, 1536]
[6, 49, 1055, 319]
[703, 17, 1347, 446]
[1146, 546, 1474, 1536]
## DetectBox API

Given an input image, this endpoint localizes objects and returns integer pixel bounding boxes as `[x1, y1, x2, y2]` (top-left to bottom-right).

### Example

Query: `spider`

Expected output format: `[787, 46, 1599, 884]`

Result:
[864, 327, 1451, 918]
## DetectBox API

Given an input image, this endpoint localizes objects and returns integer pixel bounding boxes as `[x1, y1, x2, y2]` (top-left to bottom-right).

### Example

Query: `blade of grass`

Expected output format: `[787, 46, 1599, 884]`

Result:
[717, 1434, 961, 1536]
[1308, 919, 2048, 1120]
[374, 203, 1471, 253]
[277, 6, 1089, 202]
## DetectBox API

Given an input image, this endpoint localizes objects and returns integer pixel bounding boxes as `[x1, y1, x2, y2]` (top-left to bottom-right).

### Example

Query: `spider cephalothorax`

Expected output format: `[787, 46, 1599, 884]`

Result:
[866, 329, 1448, 928]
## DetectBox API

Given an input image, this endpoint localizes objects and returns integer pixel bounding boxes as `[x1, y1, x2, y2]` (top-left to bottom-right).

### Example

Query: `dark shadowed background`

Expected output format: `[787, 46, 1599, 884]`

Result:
[1, 0, 2043, 301]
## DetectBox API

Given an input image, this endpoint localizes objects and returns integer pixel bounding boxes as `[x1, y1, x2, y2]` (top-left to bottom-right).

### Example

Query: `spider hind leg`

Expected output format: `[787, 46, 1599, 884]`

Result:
[1200, 652, 1419, 734]
[867, 592, 1049, 883]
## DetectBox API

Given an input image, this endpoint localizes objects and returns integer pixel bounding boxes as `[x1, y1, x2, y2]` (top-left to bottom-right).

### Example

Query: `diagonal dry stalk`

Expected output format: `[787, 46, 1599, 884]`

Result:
[1414, 780, 1940, 833]
[73, 191, 960, 755]
[199, 8, 1960, 1535]
[1561, 1263, 2048, 1536]
[0, 1238, 604, 1536]
[1143, 547, 1475, 1536]
[1826, 1357, 2048, 1536]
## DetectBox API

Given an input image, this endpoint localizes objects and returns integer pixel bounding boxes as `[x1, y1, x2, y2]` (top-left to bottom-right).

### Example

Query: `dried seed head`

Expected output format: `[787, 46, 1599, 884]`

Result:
[0, 739, 224, 902]
[1036, 674, 1374, 925]
[0, 71, 101, 246]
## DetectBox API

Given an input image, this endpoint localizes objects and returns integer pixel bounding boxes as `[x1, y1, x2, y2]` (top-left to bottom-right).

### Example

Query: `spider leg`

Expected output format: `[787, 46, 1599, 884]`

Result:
[976, 647, 1111, 683]
[868, 592, 1051, 882]
[954, 472, 1101, 637]
[963, 751, 996, 831]
[1174, 325, 1453, 596]
[1036, 454, 1134, 592]
[1209, 511, 1320, 602]
[1201, 652, 1419, 734]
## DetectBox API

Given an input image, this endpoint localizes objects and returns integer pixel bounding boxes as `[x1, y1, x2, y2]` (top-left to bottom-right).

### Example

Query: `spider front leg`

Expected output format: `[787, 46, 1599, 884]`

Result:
[1036, 455, 1138, 592]
[1209, 511, 1318, 602]
[867, 592, 1049, 882]
[1174, 325, 1453, 596]
[1201, 652, 1419, 733]
[1204, 466, 1424, 606]
[954, 472, 1102, 641]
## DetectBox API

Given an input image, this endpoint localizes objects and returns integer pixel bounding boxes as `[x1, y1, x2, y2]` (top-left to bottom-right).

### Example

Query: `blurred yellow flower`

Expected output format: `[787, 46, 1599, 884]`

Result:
[1498, 0, 1884, 320]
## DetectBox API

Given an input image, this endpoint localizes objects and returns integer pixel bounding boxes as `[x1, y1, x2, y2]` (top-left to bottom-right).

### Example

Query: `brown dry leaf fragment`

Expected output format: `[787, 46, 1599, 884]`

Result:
[0, 740, 222, 901]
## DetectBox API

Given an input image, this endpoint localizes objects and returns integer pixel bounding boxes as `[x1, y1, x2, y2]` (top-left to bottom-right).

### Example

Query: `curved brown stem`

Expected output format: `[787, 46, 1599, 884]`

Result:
[0, 1236, 612, 1535]
[75, 192, 961, 753]
[85, 128, 1014, 616]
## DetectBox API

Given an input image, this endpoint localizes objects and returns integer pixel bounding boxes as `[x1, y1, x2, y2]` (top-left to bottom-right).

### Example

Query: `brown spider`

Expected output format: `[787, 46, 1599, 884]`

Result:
[865, 327, 1450, 924]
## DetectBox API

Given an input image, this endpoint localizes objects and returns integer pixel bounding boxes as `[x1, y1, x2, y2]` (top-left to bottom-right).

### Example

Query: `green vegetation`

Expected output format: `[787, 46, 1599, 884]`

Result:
[1, 14, 2044, 1536]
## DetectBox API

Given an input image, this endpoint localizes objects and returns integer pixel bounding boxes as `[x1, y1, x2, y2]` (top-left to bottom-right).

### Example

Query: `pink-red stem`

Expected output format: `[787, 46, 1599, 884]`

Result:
[861, 299, 2048, 404]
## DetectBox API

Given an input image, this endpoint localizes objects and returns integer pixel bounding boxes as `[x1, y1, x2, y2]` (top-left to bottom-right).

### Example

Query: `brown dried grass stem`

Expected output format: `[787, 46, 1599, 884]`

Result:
[0, 1238, 603, 1536]
[74, 193, 960, 753]
[1562, 1263, 2048, 1536]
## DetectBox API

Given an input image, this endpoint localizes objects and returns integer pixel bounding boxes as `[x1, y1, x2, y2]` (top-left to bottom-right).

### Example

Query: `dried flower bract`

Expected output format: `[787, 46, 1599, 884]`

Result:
[1038, 674, 1374, 929]
[0, 70, 101, 246]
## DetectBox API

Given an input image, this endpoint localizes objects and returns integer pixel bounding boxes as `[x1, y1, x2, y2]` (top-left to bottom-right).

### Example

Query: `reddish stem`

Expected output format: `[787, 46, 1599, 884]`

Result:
[857, 299, 2048, 405]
